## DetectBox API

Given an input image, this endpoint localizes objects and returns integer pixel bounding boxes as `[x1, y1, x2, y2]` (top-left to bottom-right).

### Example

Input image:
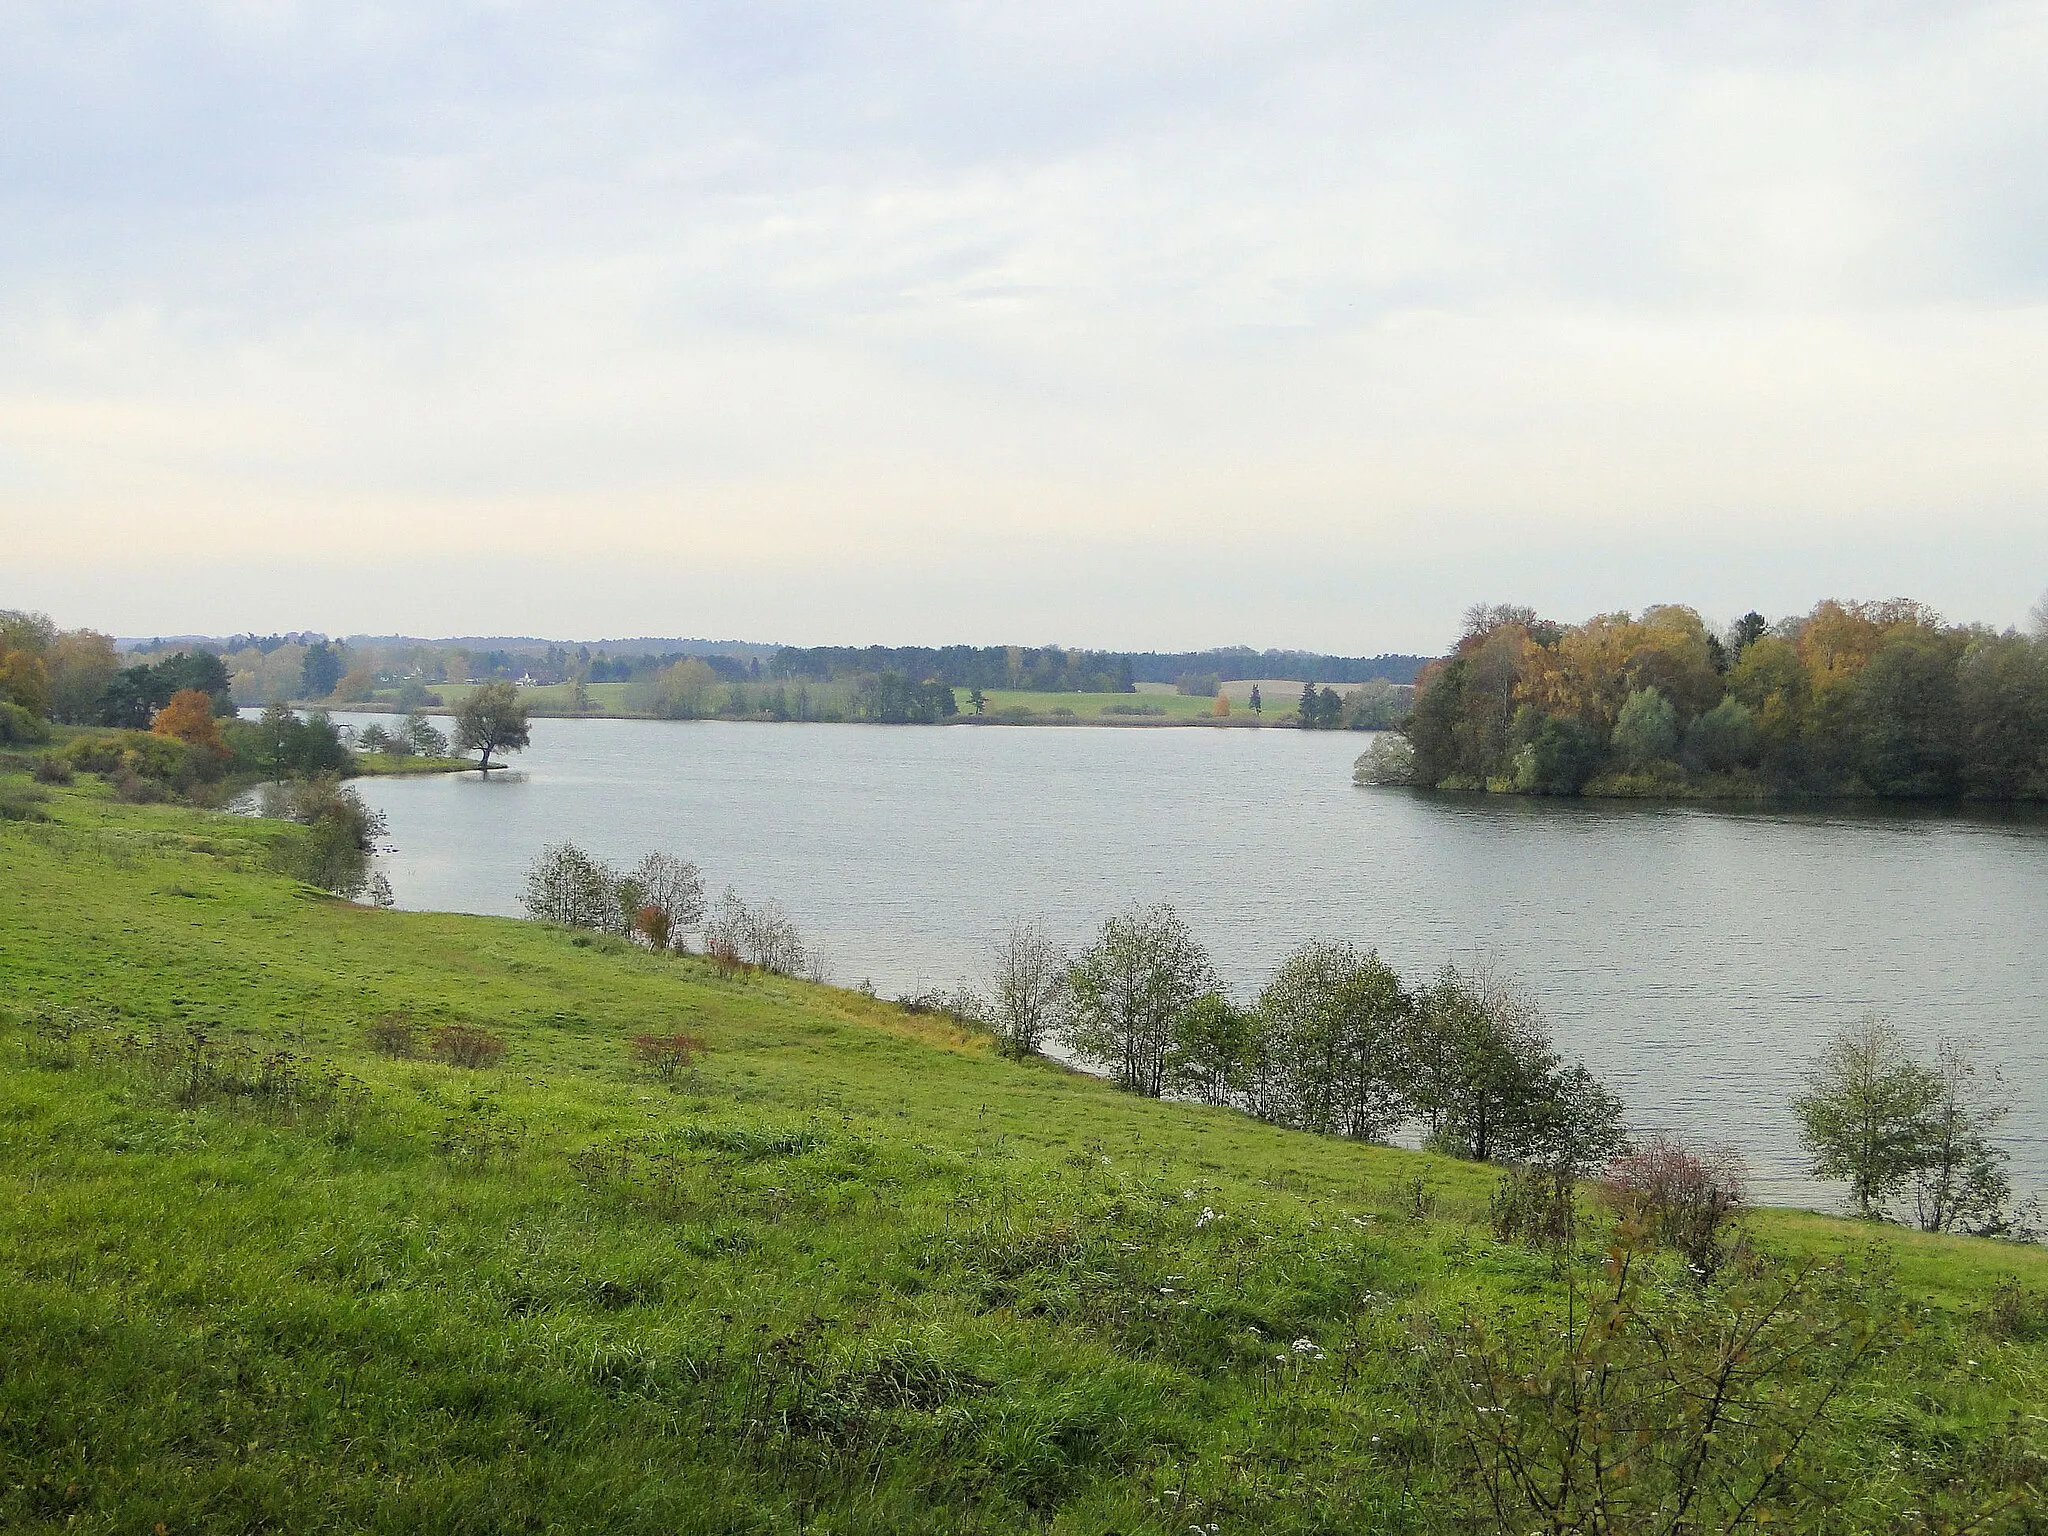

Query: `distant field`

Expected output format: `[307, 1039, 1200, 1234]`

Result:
[960, 689, 1277, 722]
[331, 682, 1297, 724]
[342, 680, 635, 715]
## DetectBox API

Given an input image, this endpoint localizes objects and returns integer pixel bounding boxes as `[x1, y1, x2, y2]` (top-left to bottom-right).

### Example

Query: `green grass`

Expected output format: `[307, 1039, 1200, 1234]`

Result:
[1, 773, 2043, 1533]
[961, 690, 1260, 723]
[350, 753, 475, 776]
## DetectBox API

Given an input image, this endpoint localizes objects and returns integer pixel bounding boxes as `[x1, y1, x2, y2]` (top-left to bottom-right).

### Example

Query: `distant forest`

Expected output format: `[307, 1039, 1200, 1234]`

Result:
[100, 632, 1424, 707]
[1366, 598, 2048, 801]
[769, 645, 1423, 690]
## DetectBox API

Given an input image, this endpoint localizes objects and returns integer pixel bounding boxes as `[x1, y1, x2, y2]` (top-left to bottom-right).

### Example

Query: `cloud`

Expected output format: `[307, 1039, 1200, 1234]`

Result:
[3, 1, 2046, 647]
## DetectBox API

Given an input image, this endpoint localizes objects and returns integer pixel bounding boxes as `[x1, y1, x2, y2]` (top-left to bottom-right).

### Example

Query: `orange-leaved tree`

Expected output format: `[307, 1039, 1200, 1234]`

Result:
[152, 689, 226, 752]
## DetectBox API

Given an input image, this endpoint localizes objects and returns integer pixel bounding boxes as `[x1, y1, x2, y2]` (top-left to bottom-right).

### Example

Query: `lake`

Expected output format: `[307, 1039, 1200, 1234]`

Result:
[338, 715, 2048, 1212]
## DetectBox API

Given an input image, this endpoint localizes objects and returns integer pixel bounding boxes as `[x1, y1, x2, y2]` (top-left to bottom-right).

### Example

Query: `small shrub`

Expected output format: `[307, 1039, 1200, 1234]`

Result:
[365, 1012, 417, 1058]
[1981, 1277, 2048, 1343]
[1490, 1163, 1578, 1249]
[628, 1032, 705, 1086]
[633, 903, 672, 950]
[0, 781, 51, 821]
[31, 755, 72, 784]
[112, 769, 166, 804]
[1600, 1134, 1746, 1278]
[0, 701, 50, 745]
[1430, 1229, 1897, 1536]
[432, 1022, 506, 1069]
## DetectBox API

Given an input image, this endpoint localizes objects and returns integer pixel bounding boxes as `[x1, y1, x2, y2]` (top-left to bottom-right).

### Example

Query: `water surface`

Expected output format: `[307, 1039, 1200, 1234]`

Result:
[340, 716, 2048, 1210]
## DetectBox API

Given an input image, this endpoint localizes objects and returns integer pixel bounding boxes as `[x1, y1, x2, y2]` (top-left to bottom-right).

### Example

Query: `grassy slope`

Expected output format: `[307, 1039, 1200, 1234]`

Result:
[2, 778, 2043, 1534]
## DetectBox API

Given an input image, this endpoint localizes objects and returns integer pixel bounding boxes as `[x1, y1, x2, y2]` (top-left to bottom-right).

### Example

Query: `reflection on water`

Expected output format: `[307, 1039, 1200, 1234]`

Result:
[339, 715, 2048, 1211]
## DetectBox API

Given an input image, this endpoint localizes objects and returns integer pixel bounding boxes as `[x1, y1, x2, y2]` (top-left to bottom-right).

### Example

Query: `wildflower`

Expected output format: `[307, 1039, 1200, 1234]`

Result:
[1196, 1207, 1220, 1226]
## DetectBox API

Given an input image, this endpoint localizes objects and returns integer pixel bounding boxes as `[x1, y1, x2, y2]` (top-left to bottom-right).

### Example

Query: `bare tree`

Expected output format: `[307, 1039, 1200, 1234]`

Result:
[1911, 1038, 2016, 1235]
[988, 918, 1067, 1059]
[2031, 588, 2048, 639]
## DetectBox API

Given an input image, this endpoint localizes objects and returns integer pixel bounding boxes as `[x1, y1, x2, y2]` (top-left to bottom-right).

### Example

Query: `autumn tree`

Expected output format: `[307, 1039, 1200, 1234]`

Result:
[454, 681, 530, 770]
[151, 689, 226, 752]
[45, 628, 120, 724]
[0, 609, 54, 718]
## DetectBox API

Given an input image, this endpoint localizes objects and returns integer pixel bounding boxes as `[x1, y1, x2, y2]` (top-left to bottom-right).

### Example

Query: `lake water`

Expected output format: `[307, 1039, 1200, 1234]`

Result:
[338, 715, 2048, 1212]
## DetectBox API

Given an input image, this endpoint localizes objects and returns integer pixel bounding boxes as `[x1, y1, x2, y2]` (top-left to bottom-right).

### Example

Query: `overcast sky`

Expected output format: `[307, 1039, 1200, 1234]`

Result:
[4, 2, 2046, 653]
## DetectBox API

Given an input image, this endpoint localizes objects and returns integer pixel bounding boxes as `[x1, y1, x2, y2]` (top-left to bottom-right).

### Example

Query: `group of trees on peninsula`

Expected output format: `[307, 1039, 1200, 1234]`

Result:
[1367, 595, 2048, 800]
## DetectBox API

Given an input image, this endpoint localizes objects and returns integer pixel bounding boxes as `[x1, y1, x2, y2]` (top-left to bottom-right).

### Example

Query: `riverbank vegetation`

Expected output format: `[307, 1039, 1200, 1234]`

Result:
[1369, 597, 2048, 800]
[2, 776, 2044, 1532]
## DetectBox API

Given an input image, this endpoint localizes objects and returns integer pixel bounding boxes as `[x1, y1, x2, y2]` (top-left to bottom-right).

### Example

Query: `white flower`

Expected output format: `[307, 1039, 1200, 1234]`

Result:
[1196, 1207, 1220, 1226]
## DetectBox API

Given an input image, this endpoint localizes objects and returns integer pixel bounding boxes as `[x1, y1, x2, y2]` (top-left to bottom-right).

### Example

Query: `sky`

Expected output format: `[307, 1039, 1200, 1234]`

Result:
[3, 2, 2047, 655]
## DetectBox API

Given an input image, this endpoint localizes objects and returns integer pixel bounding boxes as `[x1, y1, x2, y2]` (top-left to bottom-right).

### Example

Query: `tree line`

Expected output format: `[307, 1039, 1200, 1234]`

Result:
[1368, 595, 2048, 799]
[984, 908, 1629, 1170]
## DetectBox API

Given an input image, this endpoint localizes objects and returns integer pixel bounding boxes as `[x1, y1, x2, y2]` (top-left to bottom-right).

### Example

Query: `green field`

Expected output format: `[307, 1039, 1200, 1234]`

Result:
[2, 773, 2043, 1532]
[964, 689, 1268, 723]
[336, 682, 1284, 724]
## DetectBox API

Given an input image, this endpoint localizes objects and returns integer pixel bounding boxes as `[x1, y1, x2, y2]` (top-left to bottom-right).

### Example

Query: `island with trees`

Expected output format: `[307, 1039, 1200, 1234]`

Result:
[1359, 595, 2048, 800]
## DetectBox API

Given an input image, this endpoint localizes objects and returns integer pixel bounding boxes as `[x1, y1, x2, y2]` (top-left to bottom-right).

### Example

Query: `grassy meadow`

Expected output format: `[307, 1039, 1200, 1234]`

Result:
[2, 772, 2044, 1533]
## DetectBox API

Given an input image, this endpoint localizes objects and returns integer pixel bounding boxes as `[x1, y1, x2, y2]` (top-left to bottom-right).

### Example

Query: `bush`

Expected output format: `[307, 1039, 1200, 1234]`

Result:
[628, 1032, 705, 1086]
[1981, 1278, 2048, 1343]
[1600, 1135, 1747, 1277]
[0, 781, 51, 821]
[365, 1013, 418, 1058]
[261, 778, 387, 898]
[431, 1023, 506, 1069]
[1352, 735, 1415, 785]
[31, 755, 72, 784]
[0, 701, 50, 745]
[1430, 1231, 1897, 1535]
[1489, 1163, 1577, 1249]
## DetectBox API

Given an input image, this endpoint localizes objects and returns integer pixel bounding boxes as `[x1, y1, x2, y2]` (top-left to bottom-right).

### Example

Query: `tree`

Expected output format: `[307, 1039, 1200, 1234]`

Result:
[1060, 904, 1218, 1097]
[1683, 696, 1757, 773]
[1249, 684, 1262, 715]
[521, 843, 622, 930]
[1298, 681, 1319, 724]
[0, 611, 54, 719]
[2031, 588, 2048, 639]
[1909, 1038, 2016, 1236]
[405, 711, 449, 757]
[1407, 963, 1618, 1167]
[1852, 629, 1964, 796]
[45, 629, 120, 724]
[1792, 1016, 1941, 1218]
[1210, 692, 1230, 717]
[151, 689, 225, 753]
[1728, 610, 1769, 656]
[1610, 686, 1679, 771]
[969, 687, 987, 715]
[1164, 992, 1256, 1105]
[987, 918, 1067, 1058]
[632, 852, 705, 950]
[1253, 941, 1412, 1139]
[454, 681, 530, 770]
[1353, 735, 1416, 785]
[300, 641, 344, 700]
[260, 778, 387, 898]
